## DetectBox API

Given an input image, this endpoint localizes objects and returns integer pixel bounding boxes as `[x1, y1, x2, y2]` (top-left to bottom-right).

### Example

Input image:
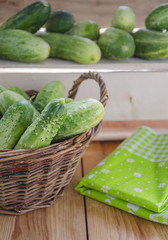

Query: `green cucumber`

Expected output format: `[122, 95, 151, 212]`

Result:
[0, 1, 51, 33]
[111, 6, 136, 33]
[46, 10, 75, 33]
[145, 3, 168, 31]
[0, 90, 25, 114]
[97, 27, 135, 59]
[0, 85, 6, 93]
[0, 29, 50, 63]
[133, 29, 168, 60]
[15, 98, 67, 149]
[65, 98, 74, 104]
[0, 101, 34, 149]
[52, 98, 104, 142]
[34, 80, 64, 112]
[8, 86, 30, 100]
[36, 32, 101, 64]
[67, 20, 100, 40]
[0, 89, 39, 120]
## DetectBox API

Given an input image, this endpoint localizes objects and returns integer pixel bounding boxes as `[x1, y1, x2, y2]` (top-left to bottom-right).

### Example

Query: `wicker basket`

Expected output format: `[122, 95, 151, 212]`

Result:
[0, 71, 108, 215]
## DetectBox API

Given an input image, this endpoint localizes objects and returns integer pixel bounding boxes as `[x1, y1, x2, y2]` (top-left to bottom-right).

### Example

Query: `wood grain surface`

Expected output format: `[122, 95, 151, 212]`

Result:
[0, 141, 167, 240]
[95, 120, 168, 141]
[83, 142, 168, 240]
[0, 0, 167, 28]
[0, 161, 87, 240]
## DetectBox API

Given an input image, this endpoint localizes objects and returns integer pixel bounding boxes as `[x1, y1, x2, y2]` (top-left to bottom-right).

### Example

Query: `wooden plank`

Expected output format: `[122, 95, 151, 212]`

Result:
[0, 215, 16, 240]
[0, 161, 87, 240]
[0, 0, 166, 28]
[82, 142, 168, 240]
[94, 120, 168, 141]
[1, 63, 168, 122]
[1, 58, 168, 123]
[1, 69, 168, 122]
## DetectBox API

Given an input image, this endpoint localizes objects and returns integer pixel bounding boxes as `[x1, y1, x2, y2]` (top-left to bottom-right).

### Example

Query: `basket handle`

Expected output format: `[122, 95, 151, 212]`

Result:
[68, 71, 108, 107]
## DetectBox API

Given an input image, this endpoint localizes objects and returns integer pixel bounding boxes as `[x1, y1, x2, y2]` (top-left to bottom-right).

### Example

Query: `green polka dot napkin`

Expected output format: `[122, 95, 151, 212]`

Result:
[75, 126, 168, 225]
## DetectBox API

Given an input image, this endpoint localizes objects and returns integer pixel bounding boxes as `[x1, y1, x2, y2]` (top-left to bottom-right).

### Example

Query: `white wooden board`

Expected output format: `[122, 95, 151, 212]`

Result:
[0, 58, 167, 121]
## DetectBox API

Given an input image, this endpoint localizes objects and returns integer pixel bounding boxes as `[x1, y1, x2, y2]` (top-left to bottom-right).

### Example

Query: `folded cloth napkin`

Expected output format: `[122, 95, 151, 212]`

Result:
[75, 126, 168, 225]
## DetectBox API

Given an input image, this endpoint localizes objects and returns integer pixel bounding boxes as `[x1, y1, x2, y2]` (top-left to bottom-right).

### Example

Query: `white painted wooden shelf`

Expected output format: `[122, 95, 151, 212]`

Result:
[0, 58, 168, 122]
[0, 58, 168, 72]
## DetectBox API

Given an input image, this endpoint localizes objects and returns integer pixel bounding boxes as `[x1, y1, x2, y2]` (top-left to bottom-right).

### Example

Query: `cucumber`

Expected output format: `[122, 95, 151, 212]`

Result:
[132, 29, 168, 60]
[97, 27, 135, 59]
[0, 85, 6, 93]
[65, 98, 74, 104]
[145, 3, 168, 31]
[34, 80, 64, 112]
[0, 89, 39, 120]
[0, 1, 51, 33]
[0, 29, 50, 63]
[0, 90, 25, 114]
[36, 32, 101, 64]
[111, 6, 136, 33]
[8, 86, 30, 100]
[0, 86, 5, 118]
[46, 10, 75, 33]
[0, 101, 34, 149]
[67, 20, 100, 40]
[15, 98, 67, 149]
[52, 98, 104, 142]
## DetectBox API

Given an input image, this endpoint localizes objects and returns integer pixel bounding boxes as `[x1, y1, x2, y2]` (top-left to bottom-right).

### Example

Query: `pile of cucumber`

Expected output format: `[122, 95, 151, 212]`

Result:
[0, 81, 104, 150]
[0, 1, 101, 64]
[97, 3, 168, 60]
[134, 4, 168, 60]
[0, 1, 168, 62]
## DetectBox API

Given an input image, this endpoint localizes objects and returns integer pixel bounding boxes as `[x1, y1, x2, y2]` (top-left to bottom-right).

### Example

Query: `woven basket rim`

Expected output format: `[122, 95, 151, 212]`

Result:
[0, 129, 90, 154]
[0, 126, 99, 162]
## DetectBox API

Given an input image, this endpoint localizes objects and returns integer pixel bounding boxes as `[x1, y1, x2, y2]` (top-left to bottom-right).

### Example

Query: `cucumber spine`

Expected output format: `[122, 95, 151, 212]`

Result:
[15, 98, 67, 149]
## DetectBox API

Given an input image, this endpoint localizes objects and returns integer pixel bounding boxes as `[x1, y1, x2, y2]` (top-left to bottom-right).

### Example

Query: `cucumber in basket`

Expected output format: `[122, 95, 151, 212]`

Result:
[15, 98, 67, 149]
[34, 80, 64, 112]
[0, 29, 50, 63]
[0, 85, 6, 93]
[8, 86, 30, 100]
[0, 89, 39, 119]
[52, 98, 104, 142]
[0, 101, 34, 149]
[0, 0, 51, 33]
[36, 32, 101, 64]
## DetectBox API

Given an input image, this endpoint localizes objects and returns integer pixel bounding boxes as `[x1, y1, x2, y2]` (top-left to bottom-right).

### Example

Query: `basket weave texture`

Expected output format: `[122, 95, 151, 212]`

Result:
[0, 72, 108, 215]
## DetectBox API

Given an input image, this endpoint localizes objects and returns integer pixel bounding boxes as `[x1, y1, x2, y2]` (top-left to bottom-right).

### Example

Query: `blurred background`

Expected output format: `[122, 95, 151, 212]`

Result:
[0, 0, 168, 139]
[0, 0, 166, 28]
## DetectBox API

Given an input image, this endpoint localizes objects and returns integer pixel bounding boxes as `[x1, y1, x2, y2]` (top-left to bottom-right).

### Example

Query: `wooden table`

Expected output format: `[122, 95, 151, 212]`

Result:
[0, 141, 167, 240]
